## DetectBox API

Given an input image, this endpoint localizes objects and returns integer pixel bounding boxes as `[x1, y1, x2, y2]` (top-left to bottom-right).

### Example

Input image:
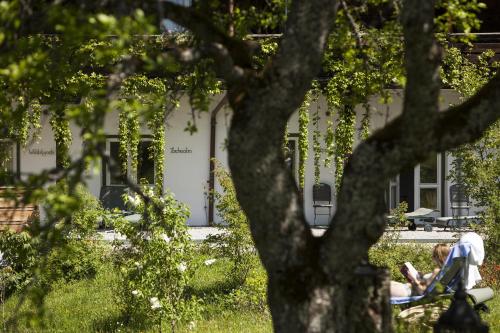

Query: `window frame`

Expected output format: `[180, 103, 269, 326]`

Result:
[103, 136, 155, 187]
[414, 153, 441, 210]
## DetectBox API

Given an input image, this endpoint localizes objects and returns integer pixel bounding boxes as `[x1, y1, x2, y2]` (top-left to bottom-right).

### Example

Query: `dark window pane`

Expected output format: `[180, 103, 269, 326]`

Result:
[137, 141, 155, 185]
[420, 154, 437, 184]
[109, 141, 125, 185]
[420, 188, 437, 209]
[0, 142, 14, 186]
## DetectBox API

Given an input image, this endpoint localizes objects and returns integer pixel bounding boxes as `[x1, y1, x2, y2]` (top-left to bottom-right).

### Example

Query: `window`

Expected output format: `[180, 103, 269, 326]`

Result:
[0, 140, 16, 186]
[105, 139, 155, 186]
[415, 153, 441, 210]
[387, 176, 399, 211]
[137, 141, 155, 185]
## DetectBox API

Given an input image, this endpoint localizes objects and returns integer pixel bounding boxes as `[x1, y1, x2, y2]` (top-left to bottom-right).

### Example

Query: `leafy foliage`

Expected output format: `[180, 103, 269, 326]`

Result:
[388, 201, 409, 228]
[113, 187, 200, 328]
[204, 161, 256, 286]
[298, 92, 311, 192]
[443, 47, 499, 263]
[0, 185, 105, 298]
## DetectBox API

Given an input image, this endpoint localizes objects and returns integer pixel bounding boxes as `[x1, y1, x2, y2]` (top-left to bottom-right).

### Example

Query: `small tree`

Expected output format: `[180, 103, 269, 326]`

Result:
[204, 160, 255, 286]
[113, 187, 200, 329]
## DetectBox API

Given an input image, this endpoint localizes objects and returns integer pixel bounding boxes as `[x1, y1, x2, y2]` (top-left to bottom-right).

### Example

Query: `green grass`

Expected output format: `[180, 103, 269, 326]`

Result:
[483, 289, 500, 332]
[1, 257, 271, 333]
[1, 246, 497, 332]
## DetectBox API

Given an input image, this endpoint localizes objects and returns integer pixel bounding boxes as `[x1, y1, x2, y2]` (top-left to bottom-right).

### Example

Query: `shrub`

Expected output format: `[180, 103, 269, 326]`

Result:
[388, 201, 409, 228]
[0, 184, 106, 297]
[369, 240, 436, 283]
[0, 230, 37, 297]
[225, 265, 268, 312]
[41, 239, 106, 285]
[112, 187, 200, 329]
[203, 161, 256, 286]
[448, 121, 500, 264]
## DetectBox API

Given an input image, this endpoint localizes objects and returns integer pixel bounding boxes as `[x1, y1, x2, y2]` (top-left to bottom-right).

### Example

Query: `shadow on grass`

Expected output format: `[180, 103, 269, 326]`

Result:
[91, 312, 153, 333]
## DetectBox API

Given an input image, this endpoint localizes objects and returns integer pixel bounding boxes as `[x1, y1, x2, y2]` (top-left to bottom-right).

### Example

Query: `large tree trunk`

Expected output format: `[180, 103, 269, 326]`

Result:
[228, 104, 392, 332]
[267, 264, 391, 333]
[164, 0, 500, 331]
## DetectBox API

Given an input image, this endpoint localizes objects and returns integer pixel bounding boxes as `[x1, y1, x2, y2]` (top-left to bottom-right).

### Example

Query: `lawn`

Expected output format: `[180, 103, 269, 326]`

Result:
[1, 256, 272, 333]
[1, 246, 497, 332]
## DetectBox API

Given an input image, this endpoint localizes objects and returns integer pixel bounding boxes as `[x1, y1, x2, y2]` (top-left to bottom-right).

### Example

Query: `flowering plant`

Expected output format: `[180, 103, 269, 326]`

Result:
[113, 187, 200, 328]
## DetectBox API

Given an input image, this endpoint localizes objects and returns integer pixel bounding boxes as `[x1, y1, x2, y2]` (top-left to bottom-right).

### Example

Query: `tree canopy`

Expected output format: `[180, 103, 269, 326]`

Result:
[1, 0, 499, 332]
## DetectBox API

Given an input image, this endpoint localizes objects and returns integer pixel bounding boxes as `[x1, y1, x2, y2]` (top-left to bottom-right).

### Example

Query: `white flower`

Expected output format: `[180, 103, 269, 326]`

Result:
[150, 297, 162, 310]
[188, 321, 196, 330]
[127, 194, 141, 209]
[204, 259, 217, 266]
[131, 290, 140, 296]
[178, 262, 187, 272]
[161, 234, 170, 243]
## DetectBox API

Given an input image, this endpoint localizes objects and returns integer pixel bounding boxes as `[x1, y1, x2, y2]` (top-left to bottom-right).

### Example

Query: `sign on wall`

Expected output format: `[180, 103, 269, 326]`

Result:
[170, 147, 192, 154]
[28, 148, 55, 156]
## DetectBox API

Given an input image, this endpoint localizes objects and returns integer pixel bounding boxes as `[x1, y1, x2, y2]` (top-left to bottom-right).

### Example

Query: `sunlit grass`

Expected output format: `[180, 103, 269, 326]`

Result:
[1, 247, 497, 332]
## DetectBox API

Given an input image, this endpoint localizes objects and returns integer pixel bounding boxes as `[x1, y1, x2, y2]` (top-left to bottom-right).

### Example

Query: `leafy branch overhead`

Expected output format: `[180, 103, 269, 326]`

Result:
[1, 0, 499, 332]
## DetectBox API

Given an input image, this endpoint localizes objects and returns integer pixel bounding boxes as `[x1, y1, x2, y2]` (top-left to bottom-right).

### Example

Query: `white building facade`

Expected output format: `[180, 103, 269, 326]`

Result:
[0, 89, 482, 226]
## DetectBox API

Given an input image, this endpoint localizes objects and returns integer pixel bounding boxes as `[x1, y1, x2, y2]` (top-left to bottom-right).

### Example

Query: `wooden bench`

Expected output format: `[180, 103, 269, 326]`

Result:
[0, 188, 38, 232]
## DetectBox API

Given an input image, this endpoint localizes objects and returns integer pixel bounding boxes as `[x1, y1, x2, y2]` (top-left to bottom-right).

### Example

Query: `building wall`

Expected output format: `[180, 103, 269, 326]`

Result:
[17, 89, 480, 226]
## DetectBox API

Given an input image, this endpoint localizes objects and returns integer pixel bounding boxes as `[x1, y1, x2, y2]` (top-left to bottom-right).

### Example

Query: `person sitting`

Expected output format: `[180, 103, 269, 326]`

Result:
[390, 243, 450, 297]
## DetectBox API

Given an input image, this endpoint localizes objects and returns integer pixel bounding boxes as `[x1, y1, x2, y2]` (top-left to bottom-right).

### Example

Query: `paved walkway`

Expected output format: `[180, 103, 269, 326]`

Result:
[99, 227, 466, 243]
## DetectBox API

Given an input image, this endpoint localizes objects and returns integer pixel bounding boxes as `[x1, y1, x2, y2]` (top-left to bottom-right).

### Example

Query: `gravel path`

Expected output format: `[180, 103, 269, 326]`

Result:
[99, 227, 468, 244]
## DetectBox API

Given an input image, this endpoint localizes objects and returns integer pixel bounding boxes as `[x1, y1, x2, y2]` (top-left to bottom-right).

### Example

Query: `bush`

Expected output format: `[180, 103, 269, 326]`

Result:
[448, 121, 500, 264]
[0, 184, 106, 298]
[387, 201, 409, 228]
[203, 161, 256, 286]
[201, 162, 269, 313]
[41, 239, 106, 285]
[369, 237, 436, 283]
[0, 230, 38, 297]
[112, 187, 200, 329]
[225, 265, 268, 312]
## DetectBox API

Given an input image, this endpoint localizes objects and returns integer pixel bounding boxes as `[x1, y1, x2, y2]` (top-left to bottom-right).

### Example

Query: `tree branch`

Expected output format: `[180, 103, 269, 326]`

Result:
[401, 0, 441, 120]
[226, 0, 339, 275]
[320, 67, 500, 282]
[248, 0, 339, 119]
[319, 0, 500, 281]
[434, 71, 500, 151]
[159, 1, 258, 68]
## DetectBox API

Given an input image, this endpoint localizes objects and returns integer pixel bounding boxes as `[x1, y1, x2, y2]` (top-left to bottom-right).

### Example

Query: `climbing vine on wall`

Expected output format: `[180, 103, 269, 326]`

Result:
[359, 103, 371, 141]
[312, 99, 322, 185]
[118, 100, 140, 178]
[333, 105, 356, 191]
[323, 107, 335, 169]
[298, 91, 311, 192]
[49, 104, 72, 169]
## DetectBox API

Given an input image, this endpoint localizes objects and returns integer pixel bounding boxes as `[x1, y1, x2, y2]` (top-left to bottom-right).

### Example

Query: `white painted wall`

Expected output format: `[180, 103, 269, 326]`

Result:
[17, 89, 483, 226]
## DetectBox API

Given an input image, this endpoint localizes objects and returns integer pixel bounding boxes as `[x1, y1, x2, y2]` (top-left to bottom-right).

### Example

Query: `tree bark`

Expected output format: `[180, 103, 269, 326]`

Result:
[267, 263, 391, 333]
[163, 0, 500, 331]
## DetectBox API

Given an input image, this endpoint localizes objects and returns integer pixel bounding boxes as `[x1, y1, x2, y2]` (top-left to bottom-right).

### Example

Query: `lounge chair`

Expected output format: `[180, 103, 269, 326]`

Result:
[391, 233, 494, 312]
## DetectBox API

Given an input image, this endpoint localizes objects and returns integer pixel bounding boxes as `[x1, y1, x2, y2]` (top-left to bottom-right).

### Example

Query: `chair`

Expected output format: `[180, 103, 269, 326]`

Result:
[313, 183, 333, 225]
[448, 184, 471, 230]
[99, 185, 128, 211]
[391, 234, 494, 311]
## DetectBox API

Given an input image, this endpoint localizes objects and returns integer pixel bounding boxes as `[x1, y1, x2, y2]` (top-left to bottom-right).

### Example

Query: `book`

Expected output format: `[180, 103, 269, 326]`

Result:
[400, 262, 421, 283]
